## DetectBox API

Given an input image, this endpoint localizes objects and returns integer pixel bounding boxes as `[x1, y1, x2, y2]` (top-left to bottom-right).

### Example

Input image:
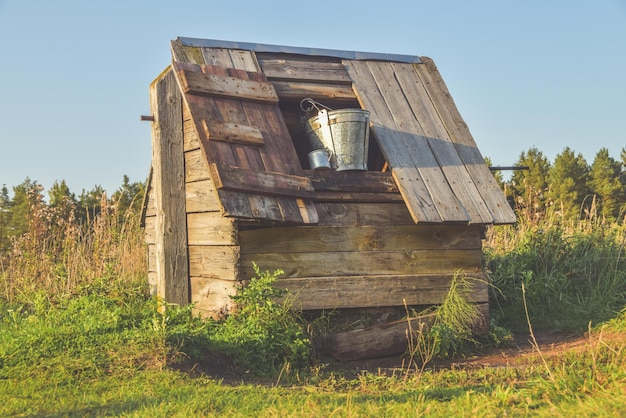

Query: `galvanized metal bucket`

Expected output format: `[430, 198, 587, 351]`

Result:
[304, 108, 370, 171]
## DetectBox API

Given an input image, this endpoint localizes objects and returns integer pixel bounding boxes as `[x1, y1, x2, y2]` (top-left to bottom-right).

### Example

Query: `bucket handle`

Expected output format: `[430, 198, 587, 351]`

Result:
[300, 98, 333, 114]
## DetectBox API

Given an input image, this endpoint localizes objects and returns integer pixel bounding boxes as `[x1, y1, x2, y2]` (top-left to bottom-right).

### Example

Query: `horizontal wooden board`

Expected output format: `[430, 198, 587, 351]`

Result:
[206, 122, 264, 145]
[190, 276, 239, 318]
[188, 245, 241, 281]
[185, 179, 221, 213]
[176, 66, 279, 103]
[315, 202, 415, 226]
[271, 81, 356, 101]
[209, 163, 316, 198]
[312, 191, 404, 203]
[308, 170, 398, 193]
[239, 224, 482, 254]
[185, 149, 211, 182]
[187, 212, 238, 245]
[324, 303, 489, 359]
[257, 56, 352, 84]
[241, 249, 483, 278]
[272, 273, 489, 310]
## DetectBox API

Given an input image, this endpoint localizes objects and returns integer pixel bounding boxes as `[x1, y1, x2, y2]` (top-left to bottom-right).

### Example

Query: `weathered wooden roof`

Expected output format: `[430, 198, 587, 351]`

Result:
[162, 37, 516, 225]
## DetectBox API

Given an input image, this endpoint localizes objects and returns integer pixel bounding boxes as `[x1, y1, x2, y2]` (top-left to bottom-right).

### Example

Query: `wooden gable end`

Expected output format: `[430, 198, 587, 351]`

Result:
[345, 59, 516, 225]
[170, 46, 318, 225]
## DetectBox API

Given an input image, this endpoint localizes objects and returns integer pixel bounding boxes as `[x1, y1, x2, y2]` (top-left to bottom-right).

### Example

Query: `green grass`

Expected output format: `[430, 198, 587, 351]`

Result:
[1, 199, 626, 416]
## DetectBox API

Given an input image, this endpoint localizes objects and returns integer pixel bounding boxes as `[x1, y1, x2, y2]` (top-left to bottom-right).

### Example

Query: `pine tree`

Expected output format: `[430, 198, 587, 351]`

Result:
[9, 178, 45, 238]
[0, 185, 12, 252]
[508, 147, 551, 215]
[588, 148, 624, 220]
[111, 175, 145, 220]
[49, 180, 77, 223]
[547, 147, 590, 219]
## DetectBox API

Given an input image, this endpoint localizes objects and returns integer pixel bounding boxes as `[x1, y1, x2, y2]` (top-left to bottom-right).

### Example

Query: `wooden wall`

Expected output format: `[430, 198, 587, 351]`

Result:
[239, 202, 487, 311]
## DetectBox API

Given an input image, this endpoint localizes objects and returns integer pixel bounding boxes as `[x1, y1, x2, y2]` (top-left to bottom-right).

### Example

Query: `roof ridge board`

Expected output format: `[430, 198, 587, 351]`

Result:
[177, 37, 422, 64]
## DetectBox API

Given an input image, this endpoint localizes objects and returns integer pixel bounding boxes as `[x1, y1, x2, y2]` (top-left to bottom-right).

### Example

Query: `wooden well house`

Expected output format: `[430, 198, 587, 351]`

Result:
[142, 38, 516, 353]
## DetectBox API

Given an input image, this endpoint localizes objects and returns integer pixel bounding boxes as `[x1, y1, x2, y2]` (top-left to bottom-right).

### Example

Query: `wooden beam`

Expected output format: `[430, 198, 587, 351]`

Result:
[271, 81, 356, 101]
[149, 69, 190, 306]
[176, 67, 279, 103]
[271, 273, 489, 310]
[206, 122, 264, 146]
[209, 163, 316, 198]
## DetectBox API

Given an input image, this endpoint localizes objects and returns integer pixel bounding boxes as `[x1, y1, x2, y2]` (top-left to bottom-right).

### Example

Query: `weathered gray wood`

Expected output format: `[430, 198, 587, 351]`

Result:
[415, 58, 516, 224]
[149, 69, 189, 306]
[188, 245, 241, 281]
[257, 55, 352, 84]
[271, 273, 489, 310]
[209, 163, 316, 199]
[324, 303, 489, 360]
[315, 202, 415, 226]
[351, 60, 472, 224]
[190, 276, 239, 318]
[176, 67, 279, 103]
[239, 224, 482, 253]
[185, 180, 221, 213]
[308, 170, 398, 193]
[144, 216, 156, 244]
[271, 81, 356, 101]
[390, 62, 494, 224]
[206, 122, 264, 146]
[325, 313, 436, 360]
[187, 212, 238, 246]
[185, 148, 212, 182]
[344, 60, 443, 223]
[242, 249, 483, 279]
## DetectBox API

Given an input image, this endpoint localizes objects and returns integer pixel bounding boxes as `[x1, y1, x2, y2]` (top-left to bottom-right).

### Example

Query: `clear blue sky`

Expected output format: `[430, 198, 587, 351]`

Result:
[1, 1, 625, 197]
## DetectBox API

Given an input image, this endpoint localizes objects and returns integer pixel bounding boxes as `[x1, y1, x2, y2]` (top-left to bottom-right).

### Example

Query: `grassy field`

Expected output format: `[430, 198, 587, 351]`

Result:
[1, 204, 625, 416]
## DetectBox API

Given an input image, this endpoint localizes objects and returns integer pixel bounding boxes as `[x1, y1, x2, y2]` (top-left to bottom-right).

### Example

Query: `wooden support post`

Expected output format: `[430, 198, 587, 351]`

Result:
[149, 68, 189, 306]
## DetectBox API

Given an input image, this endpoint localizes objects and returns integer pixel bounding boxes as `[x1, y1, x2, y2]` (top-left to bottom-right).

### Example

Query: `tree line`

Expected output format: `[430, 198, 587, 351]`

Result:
[1, 145, 625, 255]
[0, 175, 145, 254]
[491, 146, 626, 222]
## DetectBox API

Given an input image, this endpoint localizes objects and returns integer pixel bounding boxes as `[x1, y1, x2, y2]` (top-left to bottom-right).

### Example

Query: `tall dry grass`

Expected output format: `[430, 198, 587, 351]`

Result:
[485, 196, 626, 332]
[0, 193, 146, 305]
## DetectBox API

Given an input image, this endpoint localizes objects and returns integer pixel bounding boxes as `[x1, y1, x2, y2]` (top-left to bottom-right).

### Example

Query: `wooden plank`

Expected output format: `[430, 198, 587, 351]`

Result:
[190, 276, 239, 318]
[271, 81, 356, 101]
[149, 69, 189, 306]
[185, 179, 221, 213]
[144, 216, 156, 244]
[239, 224, 483, 254]
[315, 202, 415, 226]
[206, 122, 264, 146]
[272, 273, 489, 310]
[187, 212, 238, 246]
[324, 303, 489, 360]
[257, 56, 352, 84]
[415, 58, 516, 224]
[307, 170, 398, 193]
[359, 60, 471, 223]
[241, 249, 483, 278]
[188, 245, 240, 281]
[209, 163, 315, 198]
[391, 62, 493, 224]
[325, 314, 436, 360]
[176, 67, 279, 103]
[174, 54, 318, 225]
[184, 149, 211, 182]
[344, 60, 442, 223]
[312, 191, 404, 203]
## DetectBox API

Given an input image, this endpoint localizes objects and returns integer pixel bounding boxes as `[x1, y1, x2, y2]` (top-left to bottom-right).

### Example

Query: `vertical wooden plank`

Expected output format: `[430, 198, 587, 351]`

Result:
[414, 58, 516, 224]
[391, 62, 493, 224]
[150, 69, 190, 306]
